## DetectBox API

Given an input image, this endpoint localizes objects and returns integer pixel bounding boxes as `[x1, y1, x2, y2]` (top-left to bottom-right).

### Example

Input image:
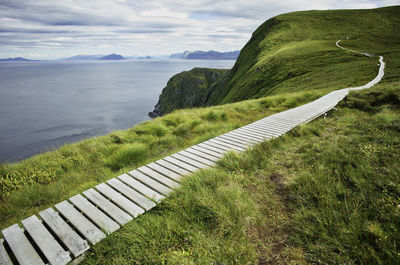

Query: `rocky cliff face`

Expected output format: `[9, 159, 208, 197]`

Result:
[149, 68, 229, 116]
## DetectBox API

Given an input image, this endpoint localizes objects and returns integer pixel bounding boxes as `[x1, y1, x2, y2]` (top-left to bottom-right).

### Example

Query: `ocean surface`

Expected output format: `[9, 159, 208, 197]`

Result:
[0, 59, 235, 162]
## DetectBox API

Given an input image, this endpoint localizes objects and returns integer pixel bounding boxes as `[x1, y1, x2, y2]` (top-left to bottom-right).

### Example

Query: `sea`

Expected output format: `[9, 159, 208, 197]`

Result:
[0, 59, 235, 162]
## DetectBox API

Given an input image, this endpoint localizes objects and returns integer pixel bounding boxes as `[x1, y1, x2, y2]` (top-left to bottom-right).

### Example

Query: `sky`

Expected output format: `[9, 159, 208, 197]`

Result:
[0, 0, 398, 59]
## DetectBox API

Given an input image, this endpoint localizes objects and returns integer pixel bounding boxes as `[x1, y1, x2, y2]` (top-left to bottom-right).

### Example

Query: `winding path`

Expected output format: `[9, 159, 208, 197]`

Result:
[0, 41, 385, 265]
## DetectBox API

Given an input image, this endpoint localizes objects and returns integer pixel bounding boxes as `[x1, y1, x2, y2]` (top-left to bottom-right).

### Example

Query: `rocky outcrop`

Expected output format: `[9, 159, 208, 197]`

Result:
[149, 68, 229, 116]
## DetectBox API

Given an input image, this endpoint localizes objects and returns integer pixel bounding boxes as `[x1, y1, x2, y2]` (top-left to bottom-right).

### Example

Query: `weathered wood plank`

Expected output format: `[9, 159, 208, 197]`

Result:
[218, 135, 254, 146]
[235, 128, 271, 139]
[202, 141, 235, 152]
[106, 178, 156, 211]
[69, 194, 120, 235]
[39, 208, 89, 257]
[0, 239, 14, 265]
[240, 126, 280, 137]
[227, 131, 264, 142]
[147, 162, 184, 181]
[248, 124, 287, 133]
[191, 145, 224, 158]
[197, 143, 228, 154]
[55, 201, 105, 245]
[208, 139, 246, 152]
[2, 224, 45, 265]
[22, 215, 71, 265]
[214, 136, 249, 148]
[137, 166, 180, 189]
[162, 156, 199, 173]
[95, 183, 145, 217]
[185, 147, 220, 161]
[178, 150, 216, 166]
[118, 174, 165, 202]
[171, 153, 210, 169]
[154, 159, 191, 176]
[128, 169, 172, 196]
[83, 189, 133, 225]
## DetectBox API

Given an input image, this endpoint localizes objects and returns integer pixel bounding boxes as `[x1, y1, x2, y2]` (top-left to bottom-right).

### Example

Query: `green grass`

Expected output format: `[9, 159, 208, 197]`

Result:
[81, 77, 400, 265]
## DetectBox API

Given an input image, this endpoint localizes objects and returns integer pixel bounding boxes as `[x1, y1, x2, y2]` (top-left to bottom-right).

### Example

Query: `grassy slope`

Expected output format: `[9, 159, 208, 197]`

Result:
[82, 56, 400, 264]
[154, 6, 400, 115]
[209, 6, 400, 104]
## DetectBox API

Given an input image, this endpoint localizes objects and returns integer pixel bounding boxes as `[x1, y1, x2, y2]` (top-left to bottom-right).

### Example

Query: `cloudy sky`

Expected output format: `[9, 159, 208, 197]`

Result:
[0, 0, 397, 59]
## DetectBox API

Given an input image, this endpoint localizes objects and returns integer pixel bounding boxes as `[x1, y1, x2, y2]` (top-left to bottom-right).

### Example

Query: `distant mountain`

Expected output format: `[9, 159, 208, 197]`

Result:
[169, 50, 240, 60]
[67, 55, 103, 60]
[170, 52, 184, 59]
[137, 56, 152, 59]
[99, 54, 125, 60]
[0, 57, 32, 61]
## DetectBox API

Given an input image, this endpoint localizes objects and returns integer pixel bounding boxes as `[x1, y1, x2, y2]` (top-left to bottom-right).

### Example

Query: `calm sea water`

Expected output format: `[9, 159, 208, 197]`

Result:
[0, 59, 235, 162]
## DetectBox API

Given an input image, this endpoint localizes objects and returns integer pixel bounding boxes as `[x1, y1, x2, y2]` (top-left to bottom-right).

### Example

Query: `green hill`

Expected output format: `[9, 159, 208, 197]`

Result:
[154, 6, 400, 115]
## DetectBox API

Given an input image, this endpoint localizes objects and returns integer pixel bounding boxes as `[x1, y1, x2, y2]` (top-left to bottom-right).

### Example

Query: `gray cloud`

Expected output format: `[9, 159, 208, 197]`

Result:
[0, 0, 390, 59]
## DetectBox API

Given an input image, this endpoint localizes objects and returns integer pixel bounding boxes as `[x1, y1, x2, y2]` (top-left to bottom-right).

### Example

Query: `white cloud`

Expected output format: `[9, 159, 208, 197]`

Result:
[0, 0, 394, 59]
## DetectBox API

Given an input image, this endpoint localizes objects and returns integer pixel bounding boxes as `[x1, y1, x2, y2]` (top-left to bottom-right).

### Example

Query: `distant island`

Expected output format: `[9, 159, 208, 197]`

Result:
[99, 54, 125, 60]
[137, 56, 152, 59]
[0, 57, 32, 61]
[170, 50, 239, 60]
[67, 55, 103, 60]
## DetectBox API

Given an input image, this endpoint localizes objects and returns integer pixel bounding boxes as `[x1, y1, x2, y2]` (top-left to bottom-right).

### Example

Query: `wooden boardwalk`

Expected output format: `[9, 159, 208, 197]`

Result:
[0, 42, 385, 265]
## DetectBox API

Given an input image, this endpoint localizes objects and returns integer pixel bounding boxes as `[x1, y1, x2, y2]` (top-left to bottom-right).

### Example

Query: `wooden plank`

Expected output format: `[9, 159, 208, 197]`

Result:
[197, 143, 228, 154]
[214, 136, 249, 149]
[128, 169, 172, 196]
[2, 224, 45, 265]
[95, 183, 145, 217]
[162, 156, 199, 173]
[138, 166, 180, 189]
[228, 131, 265, 142]
[191, 145, 224, 158]
[118, 174, 164, 202]
[202, 141, 235, 152]
[185, 147, 220, 162]
[171, 153, 210, 169]
[55, 201, 105, 245]
[0, 239, 14, 265]
[55, 201, 106, 245]
[154, 159, 191, 176]
[106, 178, 156, 211]
[253, 123, 289, 132]
[240, 126, 280, 137]
[225, 132, 260, 143]
[218, 134, 254, 146]
[22, 215, 71, 265]
[147, 162, 185, 181]
[248, 124, 287, 133]
[208, 139, 246, 152]
[82, 189, 133, 225]
[209, 138, 247, 151]
[178, 151, 216, 167]
[39, 208, 89, 257]
[233, 128, 268, 139]
[235, 127, 272, 139]
[69, 194, 120, 235]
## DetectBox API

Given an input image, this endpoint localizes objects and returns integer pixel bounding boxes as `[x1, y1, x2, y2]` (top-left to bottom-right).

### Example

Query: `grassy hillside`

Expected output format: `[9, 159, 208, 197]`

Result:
[82, 72, 400, 264]
[155, 6, 400, 114]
